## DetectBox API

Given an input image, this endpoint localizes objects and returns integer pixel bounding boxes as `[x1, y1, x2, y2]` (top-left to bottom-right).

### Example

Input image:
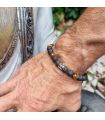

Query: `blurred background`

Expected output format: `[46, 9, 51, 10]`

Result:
[53, 7, 86, 32]
[52, 7, 105, 98]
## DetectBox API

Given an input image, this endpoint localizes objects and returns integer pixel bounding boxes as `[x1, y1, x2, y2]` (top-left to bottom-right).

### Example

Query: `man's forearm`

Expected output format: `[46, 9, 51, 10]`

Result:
[55, 8, 105, 75]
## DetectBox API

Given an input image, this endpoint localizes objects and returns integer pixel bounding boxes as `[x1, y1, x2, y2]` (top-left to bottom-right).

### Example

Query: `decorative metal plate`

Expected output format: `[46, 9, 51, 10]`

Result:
[17, 7, 34, 63]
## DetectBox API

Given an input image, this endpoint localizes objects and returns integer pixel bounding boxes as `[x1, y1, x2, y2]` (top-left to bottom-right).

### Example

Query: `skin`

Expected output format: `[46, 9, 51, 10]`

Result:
[0, 8, 105, 111]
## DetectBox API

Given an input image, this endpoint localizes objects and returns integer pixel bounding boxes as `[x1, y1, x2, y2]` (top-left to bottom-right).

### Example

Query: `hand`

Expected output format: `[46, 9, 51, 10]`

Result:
[0, 52, 82, 112]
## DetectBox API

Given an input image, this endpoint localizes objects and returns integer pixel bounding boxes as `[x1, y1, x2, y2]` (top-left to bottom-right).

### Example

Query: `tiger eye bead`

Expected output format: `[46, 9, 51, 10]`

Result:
[73, 73, 80, 80]
[51, 53, 55, 57]
[48, 44, 52, 47]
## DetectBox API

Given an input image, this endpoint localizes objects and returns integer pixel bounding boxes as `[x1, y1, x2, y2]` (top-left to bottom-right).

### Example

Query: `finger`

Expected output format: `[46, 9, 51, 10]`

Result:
[0, 79, 16, 96]
[0, 92, 17, 112]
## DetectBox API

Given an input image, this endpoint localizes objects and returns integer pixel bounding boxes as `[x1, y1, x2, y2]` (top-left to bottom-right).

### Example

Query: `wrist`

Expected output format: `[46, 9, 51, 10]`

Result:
[54, 8, 105, 76]
[54, 34, 85, 74]
[54, 27, 105, 75]
[41, 51, 82, 90]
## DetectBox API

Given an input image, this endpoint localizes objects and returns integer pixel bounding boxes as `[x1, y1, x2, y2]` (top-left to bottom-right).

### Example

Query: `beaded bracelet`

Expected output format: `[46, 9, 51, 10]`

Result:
[47, 44, 87, 81]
